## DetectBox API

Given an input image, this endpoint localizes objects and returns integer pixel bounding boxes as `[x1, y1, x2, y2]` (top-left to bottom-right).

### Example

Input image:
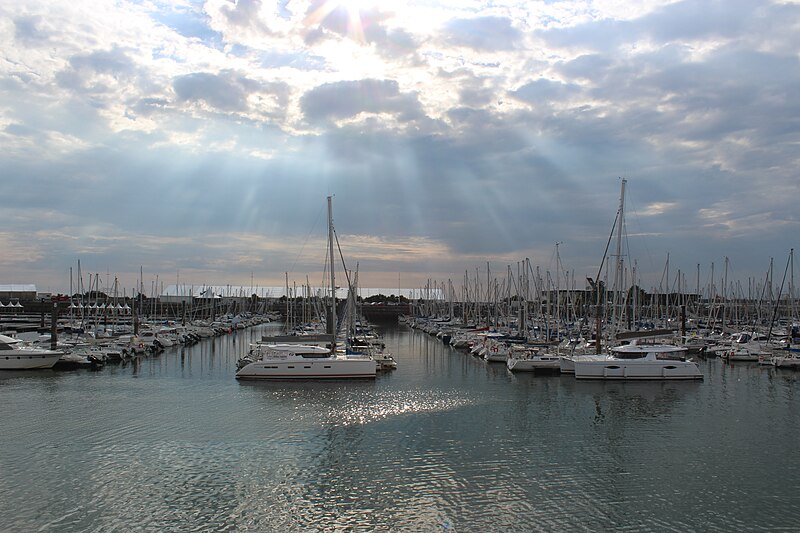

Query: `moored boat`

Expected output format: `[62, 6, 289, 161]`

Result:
[0, 334, 63, 370]
[573, 342, 703, 380]
[235, 339, 376, 380]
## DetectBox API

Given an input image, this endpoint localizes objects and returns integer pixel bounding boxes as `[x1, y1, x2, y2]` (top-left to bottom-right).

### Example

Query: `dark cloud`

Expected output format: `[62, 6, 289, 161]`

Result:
[510, 79, 581, 105]
[444, 16, 522, 51]
[540, 0, 800, 55]
[13, 16, 52, 45]
[300, 79, 424, 124]
[68, 47, 137, 76]
[54, 47, 139, 96]
[173, 71, 257, 112]
[641, 0, 753, 43]
[459, 86, 495, 107]
[365, 26, 420, 60]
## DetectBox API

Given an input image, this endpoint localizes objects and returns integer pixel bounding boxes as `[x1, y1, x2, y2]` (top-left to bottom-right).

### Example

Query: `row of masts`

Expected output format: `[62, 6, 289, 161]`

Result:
[412, 178, 797, 337]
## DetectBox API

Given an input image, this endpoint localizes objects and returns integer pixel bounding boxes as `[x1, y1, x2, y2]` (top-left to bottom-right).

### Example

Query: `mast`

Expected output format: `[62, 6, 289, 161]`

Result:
[612, 178, 627, 336]
[328, 195, 337, 352]
[791, 248, 796, 324]
[722, 257, 728, 331]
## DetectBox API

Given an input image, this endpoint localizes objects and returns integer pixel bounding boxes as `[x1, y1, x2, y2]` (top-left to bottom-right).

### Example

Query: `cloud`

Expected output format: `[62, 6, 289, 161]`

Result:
[220, 0, 265, 29]
[510, 78, 582, 105]
[300, 79, 424, 125]
[443, 16, 522, 51]
[69, 47, 137, 76]
[1, 0, 799, 291]
[13, 15, 52, 45]
[173, 71, 257, 112]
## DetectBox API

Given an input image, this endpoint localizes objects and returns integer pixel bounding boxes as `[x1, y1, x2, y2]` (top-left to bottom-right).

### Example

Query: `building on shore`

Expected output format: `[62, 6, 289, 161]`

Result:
[0, 284, 37, 301]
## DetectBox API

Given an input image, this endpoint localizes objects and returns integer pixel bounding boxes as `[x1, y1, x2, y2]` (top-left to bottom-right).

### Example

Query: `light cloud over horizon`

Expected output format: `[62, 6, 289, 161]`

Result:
[1, 0, 798, 295]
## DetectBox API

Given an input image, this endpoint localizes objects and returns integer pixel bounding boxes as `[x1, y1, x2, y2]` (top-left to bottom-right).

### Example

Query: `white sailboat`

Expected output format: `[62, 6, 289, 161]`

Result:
[236, 196, 376, 380]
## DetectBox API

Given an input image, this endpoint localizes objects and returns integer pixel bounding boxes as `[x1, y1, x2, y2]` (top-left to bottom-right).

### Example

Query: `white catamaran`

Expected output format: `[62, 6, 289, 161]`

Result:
[235, 196, 376, 380]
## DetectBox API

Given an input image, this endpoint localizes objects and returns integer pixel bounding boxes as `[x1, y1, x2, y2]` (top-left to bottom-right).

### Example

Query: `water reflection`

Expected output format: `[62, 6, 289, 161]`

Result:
[584, 380, 700, 421]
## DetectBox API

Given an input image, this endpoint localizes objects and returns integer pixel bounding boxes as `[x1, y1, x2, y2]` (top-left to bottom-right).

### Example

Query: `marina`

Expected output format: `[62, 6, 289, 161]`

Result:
[2, 321, 800, 531]
[4, 0, 800, 529]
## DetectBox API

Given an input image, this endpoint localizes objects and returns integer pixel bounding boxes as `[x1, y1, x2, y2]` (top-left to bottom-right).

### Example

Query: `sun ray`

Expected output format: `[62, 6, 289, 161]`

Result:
[303, 0, 372, 43]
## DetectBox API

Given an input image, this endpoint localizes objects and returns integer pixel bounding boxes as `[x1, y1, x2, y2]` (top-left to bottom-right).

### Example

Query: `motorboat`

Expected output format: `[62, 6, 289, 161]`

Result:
[507, 348, 561, 372]
[0, 334, 63, 370]
[573, 342, 703, 380]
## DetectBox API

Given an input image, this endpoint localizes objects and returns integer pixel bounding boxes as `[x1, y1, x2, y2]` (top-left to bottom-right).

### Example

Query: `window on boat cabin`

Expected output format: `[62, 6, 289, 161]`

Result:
[655, 351, 687, 361]
[0, 344, 13, 350]
[324, 365, 331, 368]
[615, 351, 647, 360]
[304, 366, 311, 368]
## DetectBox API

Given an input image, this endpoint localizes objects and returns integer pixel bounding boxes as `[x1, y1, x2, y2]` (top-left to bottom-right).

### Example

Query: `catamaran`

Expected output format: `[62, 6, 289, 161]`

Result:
[235, 197, 376, 380]
[573, 342, 703, 380]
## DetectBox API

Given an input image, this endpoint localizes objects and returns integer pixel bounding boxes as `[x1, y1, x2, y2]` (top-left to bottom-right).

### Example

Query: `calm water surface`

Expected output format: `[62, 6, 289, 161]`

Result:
[2, 324, 800, 532]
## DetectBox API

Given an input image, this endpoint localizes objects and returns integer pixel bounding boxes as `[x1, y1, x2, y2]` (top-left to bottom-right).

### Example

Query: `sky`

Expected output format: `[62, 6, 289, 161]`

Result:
[1, 0, 799, 297]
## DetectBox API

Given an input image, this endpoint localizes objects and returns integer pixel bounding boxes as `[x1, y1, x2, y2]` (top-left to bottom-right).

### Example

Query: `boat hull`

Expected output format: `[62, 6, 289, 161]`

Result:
[774, 357, 800, 369]
[0, 351, 62, 370]
[507, 357, 560, 372]
[574, 360, 703, 380]
[236, 358, 376, 380]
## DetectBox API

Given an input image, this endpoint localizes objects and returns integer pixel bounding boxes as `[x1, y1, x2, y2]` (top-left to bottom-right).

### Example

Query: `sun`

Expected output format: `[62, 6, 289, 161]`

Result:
[304, 0, 382, 42]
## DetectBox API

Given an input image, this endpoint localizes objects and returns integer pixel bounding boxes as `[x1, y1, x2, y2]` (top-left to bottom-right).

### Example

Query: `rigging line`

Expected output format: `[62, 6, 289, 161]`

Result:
[288, 202, 326, 275]
[593, 209, 619, 295]
[333, 228, 353, 290]
[624, 187, 657, 273]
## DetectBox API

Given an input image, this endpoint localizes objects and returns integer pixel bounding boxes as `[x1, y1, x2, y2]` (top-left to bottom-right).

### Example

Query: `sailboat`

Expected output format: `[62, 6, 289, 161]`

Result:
[570, 179, 703, 381]
[235, 197, 377, 380]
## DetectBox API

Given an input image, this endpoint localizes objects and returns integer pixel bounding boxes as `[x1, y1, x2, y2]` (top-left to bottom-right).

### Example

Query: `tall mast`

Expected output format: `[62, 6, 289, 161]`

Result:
[328, 195, 337, 352]
[612, 178, 627, 334]
[791, 248, 796, 322]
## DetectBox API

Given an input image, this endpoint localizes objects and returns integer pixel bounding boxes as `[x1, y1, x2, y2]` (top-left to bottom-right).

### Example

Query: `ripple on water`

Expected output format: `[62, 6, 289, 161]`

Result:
[3, 328, 800, 531]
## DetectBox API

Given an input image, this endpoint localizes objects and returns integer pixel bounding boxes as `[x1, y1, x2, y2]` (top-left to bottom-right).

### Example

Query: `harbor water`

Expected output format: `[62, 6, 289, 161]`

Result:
[2, 323, 800, 531]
